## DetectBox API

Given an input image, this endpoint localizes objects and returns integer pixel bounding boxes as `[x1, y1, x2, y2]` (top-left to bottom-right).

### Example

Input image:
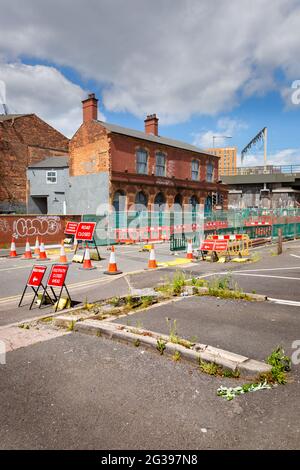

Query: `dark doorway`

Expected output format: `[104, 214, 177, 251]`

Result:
[31, 196, 48, 214]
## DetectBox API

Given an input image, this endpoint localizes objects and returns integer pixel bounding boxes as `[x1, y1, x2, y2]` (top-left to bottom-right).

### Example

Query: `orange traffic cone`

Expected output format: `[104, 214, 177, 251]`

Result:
[148, 245, 157, 269]
[59, 239, 68, 264]
[80, 244, 96, 270]
[38, 241, 49, 260]
[186, 240, 194, 260]
[104, 246, 122, 275]
[22, 238, 33, 259]
[9, 237, 17, 257]
[34, 236, 40, 255]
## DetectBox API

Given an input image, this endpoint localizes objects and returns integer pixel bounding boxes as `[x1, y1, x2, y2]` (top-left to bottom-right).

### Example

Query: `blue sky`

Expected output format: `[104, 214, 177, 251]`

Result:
[0, 0, 300, 167]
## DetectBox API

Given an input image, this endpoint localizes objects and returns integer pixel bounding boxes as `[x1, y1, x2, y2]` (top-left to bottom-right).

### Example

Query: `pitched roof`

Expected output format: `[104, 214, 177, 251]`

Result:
[0, 114, 31, 122]
[99, 121, 215, 157]
[28, 156, 69, 169]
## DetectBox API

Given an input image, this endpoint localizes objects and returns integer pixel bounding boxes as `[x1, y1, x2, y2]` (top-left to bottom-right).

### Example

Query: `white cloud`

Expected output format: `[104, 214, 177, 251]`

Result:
[192, 117, 247, 148]
[0, 0, 299, 125]
[241, 148, 300, 167]
[0, 62, 106, 137]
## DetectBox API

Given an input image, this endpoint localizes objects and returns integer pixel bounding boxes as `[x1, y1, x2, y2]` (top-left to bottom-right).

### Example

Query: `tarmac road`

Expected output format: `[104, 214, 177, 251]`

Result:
[0, 332, 299, 450]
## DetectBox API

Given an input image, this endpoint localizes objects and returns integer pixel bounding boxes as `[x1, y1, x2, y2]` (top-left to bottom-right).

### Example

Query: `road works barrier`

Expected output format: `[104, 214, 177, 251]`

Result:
[200, 234, 250, 262]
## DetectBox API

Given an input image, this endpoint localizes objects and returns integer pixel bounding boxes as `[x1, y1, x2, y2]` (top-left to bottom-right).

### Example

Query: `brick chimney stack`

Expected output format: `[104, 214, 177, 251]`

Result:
[82, 93, 98, 122]
[144, 114, 159, 136]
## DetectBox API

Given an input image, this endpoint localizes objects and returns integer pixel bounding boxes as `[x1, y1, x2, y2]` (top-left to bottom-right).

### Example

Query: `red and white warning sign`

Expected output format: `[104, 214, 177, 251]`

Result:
[65, 221, 79, 235]
[47, 264, 69, 287]
[214, 240, 229, 252]
[75, 222, 96, 241]
[27, 265, 47, 287]
[200, 240, 215, 251]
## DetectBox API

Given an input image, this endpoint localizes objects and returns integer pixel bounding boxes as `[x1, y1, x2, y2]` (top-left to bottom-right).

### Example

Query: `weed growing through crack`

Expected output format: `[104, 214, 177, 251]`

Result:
[259, 347, 291, 384]
[206, 275, 251, 300]
[156, 339, 166, 355]
[172, 271, 187, 295]
[67, 320, 76, 332]
[199, 360, 221, 376]
[217, 347, 292, 400]
[134, 339, 141, 347]
[166, 318, 193, 349]
[172, 351, 181, 362]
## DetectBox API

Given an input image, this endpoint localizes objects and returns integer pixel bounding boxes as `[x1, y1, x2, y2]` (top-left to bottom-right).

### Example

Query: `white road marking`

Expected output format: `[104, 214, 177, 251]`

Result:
[232, 273, 300, 281]
[0, 275, 123, 305]
[290, 254, 300, 259]
[268, 298, 300, 307]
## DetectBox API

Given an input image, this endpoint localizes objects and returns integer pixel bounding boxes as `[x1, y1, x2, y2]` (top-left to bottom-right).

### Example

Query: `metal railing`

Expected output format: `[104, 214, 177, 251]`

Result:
[223, 165, 300, 176]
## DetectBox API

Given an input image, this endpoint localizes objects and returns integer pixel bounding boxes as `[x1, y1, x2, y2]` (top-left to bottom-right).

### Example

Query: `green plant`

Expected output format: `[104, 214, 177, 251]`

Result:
[40, 316, 53, 323]
[222, 368, 240, 378]
[166, 318, 193, 349]
[156, 339, 166, 355]
[166, 318, 178, 342]
[134, 339, 141, 347]
[67, 320, 76, 332]
[172, 271, 186, 295]
[217, 380, 271, 400]
[260, 347, 291, 384]
[140, 296, 154, 309]
[199, 360, 221, 376]
[96, 330, 101, 337]
[18, 323, 30, 329]
[83, 296, 94, 311]
[172, 351, 181, 362]
[109, 296, 122, 307]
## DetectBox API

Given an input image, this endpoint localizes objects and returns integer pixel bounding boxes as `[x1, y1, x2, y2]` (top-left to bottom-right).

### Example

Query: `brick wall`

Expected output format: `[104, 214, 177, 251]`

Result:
[69, 121, 110, 177]
[0, 215, 81, 247]
[68, 120, 227, 211]
[110, 133, 218, 181]
[0, 115, 69, 212]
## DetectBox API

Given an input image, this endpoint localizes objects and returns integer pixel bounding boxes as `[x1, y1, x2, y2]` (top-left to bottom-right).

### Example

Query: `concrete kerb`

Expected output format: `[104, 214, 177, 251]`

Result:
[74, 319, 272, 378]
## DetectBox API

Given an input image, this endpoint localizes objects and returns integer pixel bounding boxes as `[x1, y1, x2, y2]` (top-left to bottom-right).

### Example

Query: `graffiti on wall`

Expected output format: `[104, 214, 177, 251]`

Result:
[13, 216, 61, 239]
[0, 219, 9, 233]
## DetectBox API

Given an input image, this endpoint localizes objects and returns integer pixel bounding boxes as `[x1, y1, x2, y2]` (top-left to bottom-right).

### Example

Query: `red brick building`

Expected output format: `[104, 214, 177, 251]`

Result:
[69, 94, 228, 213]
[0, 114, 69, 213]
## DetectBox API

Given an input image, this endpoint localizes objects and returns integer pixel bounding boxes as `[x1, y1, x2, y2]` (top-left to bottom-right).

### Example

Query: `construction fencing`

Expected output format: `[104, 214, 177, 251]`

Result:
[82, 208, 300, 249]
[1, 208, 299, 249]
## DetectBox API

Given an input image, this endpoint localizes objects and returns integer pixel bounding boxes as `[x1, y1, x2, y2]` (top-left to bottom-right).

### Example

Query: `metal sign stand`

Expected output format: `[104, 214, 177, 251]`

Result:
[39, 282, 72, 312]
[74, 236, 101, 261]
[18, 266, 49, 310]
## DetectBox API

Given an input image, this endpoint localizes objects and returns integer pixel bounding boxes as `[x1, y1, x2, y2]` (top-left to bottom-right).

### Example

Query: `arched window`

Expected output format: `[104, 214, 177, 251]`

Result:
[205, 195, 212, 213]
[154, 192, 166, 209]
[191, 160, 199, 181]
[155, 152, 166, 177]
[135, 191, 148, 209]
[113, 190, 126, 212]
[174, 194, 182, 207]
[206, 162, 214, 182]
[136, 149, 148, 174]
[190, 195, 199, 208]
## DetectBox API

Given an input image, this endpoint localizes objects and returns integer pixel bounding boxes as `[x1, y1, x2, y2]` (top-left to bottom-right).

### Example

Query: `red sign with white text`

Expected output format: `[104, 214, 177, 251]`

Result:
[47, 265, 69, 288]
[65, 221, 79, 235]
[27, 265, 47, 287]
[214, 240, 229, 252]
[75, 222, 96, 241]
[200, 240, 215, 251]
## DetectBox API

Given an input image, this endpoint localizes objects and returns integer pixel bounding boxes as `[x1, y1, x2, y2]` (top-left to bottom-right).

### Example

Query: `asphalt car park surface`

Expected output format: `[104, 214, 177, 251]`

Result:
[0, 240, 299, 327]
[115, 295, 300, 365]
[1, 333, 299, 450]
